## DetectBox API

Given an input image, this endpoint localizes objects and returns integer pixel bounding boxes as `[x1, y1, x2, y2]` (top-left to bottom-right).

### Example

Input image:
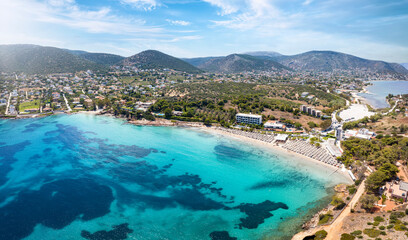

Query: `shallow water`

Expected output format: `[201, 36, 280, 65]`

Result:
[0, 114, 349, 240]
[358, 80, 408, 108]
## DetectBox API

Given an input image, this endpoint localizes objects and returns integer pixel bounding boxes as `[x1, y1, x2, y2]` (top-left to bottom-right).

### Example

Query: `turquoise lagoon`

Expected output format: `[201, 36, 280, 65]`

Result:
[358, 80, 408, 108]
[0, 114, 350, 240]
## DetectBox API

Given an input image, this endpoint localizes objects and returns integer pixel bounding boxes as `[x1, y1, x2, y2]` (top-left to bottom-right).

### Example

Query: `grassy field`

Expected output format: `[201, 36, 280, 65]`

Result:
[119, 76, 136, 84]
[19, 99, 40, 112]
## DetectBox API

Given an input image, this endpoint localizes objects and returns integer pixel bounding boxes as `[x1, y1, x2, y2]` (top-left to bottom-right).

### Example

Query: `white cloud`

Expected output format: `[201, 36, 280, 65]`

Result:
[120, 0, 158, 10]
[0, 0, 164, 36]
[47, 0, 75, 7]
[202, 0, 240, 15]
[166, 19, 191, 26]
[209, 0, 292, 32]
[302, 0, 313, 6]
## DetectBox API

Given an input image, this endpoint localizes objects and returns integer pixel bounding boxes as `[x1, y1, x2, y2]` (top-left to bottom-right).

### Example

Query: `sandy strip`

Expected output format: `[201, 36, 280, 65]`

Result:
[111, 114, 351, 180]
[202, 127, 351, 180]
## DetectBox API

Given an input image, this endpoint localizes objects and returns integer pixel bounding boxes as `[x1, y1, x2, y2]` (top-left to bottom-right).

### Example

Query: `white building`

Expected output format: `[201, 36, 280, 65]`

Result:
[264, 120, 286, 131]
[236, 113, 262, 125]
[344, 128, 375, 140]
[300, 105, 322, 118]
[335, 127, 343, 141]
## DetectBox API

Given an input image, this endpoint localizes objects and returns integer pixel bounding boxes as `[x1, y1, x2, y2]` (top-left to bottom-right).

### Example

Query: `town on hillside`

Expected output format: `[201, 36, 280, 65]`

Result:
[1, 65, 408, 240]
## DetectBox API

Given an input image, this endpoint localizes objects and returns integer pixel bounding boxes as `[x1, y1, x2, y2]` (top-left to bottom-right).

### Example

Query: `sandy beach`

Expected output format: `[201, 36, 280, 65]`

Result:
[107, 114, 350, 180]
[204, 127, 350, 178]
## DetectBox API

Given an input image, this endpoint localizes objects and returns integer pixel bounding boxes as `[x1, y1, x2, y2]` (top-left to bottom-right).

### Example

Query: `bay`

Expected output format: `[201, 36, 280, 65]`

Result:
[0, 114, 349, 240]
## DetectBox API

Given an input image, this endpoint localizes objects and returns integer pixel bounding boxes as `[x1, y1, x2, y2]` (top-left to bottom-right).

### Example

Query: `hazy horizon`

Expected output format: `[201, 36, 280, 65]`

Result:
[0, 0, 407, 62]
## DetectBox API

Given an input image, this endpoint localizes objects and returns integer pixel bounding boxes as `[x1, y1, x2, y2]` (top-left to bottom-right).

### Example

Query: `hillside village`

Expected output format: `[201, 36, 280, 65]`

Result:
[1, 49, 408, 240]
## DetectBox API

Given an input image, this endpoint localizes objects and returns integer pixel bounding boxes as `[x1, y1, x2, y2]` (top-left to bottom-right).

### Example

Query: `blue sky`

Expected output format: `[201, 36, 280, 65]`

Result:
[0, 0, 407, 62]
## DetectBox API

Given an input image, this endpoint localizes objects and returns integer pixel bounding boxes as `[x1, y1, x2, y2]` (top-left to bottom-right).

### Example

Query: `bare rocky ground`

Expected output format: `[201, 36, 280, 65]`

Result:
[340, 211, 408, 240]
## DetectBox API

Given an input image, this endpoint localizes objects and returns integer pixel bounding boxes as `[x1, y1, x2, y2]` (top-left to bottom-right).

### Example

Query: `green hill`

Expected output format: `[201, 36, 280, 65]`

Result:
[120, 50, 203, 73]
[276, 51, 408, 74]
[68, 50, 125, 66]
[196, 54, 291, 73]
[0, 44, 107, 74]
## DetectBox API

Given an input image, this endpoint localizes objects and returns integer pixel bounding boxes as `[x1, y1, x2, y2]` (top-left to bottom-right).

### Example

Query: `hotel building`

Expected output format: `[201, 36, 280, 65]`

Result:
[236, 113, 262, 125]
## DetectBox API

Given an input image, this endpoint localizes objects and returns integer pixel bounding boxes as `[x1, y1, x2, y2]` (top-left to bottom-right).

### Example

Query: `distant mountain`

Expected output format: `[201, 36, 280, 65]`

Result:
[68, 50, 125, 66]
[0, 44, 106, 74]
[120, 50, 202, 73]
[244, 51, 283, 59]
[401, 63, 408, 70]
[182, 56, 221, 67]
[276, 51, 408, 74]
[194, 54, 291, 73]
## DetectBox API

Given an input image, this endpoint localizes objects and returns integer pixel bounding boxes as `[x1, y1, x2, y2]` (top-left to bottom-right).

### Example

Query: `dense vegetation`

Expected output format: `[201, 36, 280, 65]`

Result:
[0, 45, 107, 74]
[339, 136, 408, 192]
[73, 52, 125, 66]
[276, 50, 408, 74]
[196, 54, 290, 73]
[120, 50, 202, 73]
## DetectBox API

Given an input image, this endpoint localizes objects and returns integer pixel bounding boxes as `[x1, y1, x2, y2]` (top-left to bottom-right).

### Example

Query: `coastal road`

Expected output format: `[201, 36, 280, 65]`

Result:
[384, 99, 400, 116]
[324, 178, 366, 240]
[63, 94, 72, 112]
[292, 178, 367, 240]
[5, 93, 11, 115]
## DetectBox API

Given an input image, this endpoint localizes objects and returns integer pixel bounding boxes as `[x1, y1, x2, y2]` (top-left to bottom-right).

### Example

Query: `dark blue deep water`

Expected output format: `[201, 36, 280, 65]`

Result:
[0, 114, 349, 240]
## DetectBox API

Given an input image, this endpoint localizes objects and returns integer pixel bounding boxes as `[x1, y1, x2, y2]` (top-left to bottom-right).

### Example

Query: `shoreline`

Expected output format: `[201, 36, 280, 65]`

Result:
[77, 113, 352, 180]
[1, 112, 352, 239]
[204, 127, 348, 177]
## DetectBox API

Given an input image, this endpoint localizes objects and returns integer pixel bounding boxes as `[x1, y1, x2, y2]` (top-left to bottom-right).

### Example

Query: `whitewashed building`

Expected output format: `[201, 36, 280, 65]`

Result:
[236, 113, 262, 125]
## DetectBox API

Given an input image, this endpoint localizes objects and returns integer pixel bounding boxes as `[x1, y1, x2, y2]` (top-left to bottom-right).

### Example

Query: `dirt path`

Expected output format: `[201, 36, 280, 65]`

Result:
[292, 179, 366, 240]
[324, 179, 366, 240]
[398, 164, 408, 181]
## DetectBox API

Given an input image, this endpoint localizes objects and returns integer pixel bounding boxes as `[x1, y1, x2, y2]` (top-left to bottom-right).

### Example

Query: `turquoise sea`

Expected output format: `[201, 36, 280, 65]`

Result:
[358, 80, 408, 108]
[0, 114, 349, 240]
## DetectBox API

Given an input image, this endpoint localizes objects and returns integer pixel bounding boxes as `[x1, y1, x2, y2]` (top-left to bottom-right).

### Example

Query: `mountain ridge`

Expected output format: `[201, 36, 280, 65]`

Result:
[274, 50, 408, 74]
[0, 44, 107, 74]
[0, 44, 407, 75]
[67, 50, 125, 66]
[120, 50, 203, 73]
[194, 54, 291, 73]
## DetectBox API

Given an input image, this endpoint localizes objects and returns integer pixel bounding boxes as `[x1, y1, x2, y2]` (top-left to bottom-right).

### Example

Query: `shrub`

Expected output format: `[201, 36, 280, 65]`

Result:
[314, 230, 328, 240]
[405, 208, 408, 215]
[394, 224, 407, 231]
[390, 211, 405, 220]
[379, 226, 385, 230]
[380, 231, 386, 235]
[335, 202, 346, 210]
[348, 187, 357, 195]
[387, 224, 394, 229]
[363, 228, 381, 238]
[350, 230, 362, 236]
[331, 195, 344, 206]
[374, 216, 384, 222]
[360, 194, 378, 210]
[318, 213, 333, 225]
[340, 233, 355, 240]
[373, 221, 380, 226]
